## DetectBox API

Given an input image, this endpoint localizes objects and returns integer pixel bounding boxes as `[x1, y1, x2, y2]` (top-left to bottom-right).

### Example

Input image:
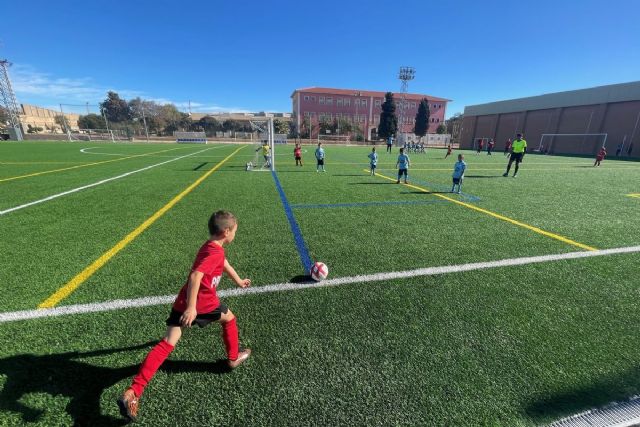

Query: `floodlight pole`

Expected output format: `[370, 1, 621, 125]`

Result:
[0, 59, 24, 140]
[141, 106, 149, 142]
[398, 66, 415, 145]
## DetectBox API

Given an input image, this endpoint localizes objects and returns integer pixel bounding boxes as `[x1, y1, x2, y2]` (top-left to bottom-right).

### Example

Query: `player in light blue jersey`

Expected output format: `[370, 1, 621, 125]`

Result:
[451, 154, 466, 193]
[315, 142, 326, 172]
[396, 148, 410, 184]
[368, 147, 378, 175]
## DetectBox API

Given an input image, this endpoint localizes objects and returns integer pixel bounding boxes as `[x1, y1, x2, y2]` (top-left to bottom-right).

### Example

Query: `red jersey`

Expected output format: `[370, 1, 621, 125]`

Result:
[506, 141, 512, 150]
[173, 241, 225, 313]
[447, 146, 452, 153]
[596, 149, 606, 160]
[294, 147, 302, 157]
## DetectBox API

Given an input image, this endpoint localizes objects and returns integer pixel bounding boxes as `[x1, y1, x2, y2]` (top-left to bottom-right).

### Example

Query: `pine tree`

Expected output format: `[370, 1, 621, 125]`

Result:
[377, 92, 397, 140]
[414, 98, 430, 142]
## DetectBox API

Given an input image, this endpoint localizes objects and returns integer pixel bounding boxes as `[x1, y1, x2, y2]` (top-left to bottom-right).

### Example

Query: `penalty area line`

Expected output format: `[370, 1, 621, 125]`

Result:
[1, 244, 639, 323]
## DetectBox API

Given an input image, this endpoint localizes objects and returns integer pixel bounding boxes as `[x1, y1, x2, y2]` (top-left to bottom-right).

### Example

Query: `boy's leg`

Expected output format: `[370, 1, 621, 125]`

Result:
[404, 170, 408, 183]
[119, 326, 181, 421]
[219, 309, 251, 368]
[129, 327, 181, 397]
[514, 160, 520, 175]
[397, 170, 401, 183]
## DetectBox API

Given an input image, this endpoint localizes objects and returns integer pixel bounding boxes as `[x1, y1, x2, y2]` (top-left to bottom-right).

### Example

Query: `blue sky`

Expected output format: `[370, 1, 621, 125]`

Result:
[2, 0, 639, 118]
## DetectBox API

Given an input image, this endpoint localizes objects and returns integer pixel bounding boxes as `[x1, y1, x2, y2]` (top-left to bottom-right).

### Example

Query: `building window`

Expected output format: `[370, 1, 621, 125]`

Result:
[311, 96, 316, 101]
[343, 98, 350, 107]
[304, 95, 309, 101]
[326, 98, 333, 105]
[319, 97, 325, 104]
[375, 100, 381, 107]
[355, 99, 360, 107]
[337, 98, 343, 106]
[361, 99, 367, 107]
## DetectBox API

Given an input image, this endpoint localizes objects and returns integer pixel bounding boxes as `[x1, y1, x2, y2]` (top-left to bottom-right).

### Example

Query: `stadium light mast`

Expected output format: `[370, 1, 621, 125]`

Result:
[397, 66, 415, 143]
[0, 59, 24, 140]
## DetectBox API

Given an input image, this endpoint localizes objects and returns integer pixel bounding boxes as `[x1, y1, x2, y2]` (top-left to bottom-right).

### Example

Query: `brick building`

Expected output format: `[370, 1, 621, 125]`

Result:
[461, 81, 640, 157]
[291, 87, 449, 140]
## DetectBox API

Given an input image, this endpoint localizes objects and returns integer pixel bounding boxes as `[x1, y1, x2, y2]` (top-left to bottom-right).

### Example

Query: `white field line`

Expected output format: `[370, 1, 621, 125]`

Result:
[0, 146, 226, 216]
[1, 245, 639, 323]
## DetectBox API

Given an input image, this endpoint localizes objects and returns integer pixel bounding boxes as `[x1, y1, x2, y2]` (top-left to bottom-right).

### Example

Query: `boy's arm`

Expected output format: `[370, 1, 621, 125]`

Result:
[224, 259, 251, 288]
[180, 271, 204, 327]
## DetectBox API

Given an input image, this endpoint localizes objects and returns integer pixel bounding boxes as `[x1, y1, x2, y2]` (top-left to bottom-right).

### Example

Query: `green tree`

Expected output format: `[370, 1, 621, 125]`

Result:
[436, 124, 446, 134]
[198, 116, 220, 136]
[100, 91, 131, 122]
[78, 113, 106, 129]
[273, 119, 290, 134]
[377, 92, 397, 140]
[414, 98, 430, 141]
[222, 119, 244, 132]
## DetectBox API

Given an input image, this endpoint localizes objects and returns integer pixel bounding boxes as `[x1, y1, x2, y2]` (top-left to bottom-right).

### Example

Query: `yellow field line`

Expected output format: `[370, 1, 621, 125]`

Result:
[367, 169, 598, 252]
[0, 146, 186, 183]
[627, 193, 640, 198]
[38, 145, 245, 309]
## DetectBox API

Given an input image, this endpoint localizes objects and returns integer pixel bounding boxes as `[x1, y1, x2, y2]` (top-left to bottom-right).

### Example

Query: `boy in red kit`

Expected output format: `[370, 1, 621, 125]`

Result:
[444, 143, 453, 159]
[294, 143, 303, 166]
[594, 146, 607, 167]
[118, 211, 251, 422]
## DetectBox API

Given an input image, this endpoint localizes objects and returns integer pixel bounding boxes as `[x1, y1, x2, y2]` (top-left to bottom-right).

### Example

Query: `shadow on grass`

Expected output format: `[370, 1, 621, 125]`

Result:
[0, 342, 233, 426]
[524, 365, 640, 423]
[290, 274, 313, 283]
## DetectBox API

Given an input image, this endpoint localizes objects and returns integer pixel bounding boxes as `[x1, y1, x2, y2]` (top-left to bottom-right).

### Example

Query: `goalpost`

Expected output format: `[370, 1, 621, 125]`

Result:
[247, 118, 275, 171]
[538, 133, 607, 155]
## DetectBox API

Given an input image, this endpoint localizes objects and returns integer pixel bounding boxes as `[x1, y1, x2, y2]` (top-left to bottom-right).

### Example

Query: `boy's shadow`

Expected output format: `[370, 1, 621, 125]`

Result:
[0, 342, 232, 426]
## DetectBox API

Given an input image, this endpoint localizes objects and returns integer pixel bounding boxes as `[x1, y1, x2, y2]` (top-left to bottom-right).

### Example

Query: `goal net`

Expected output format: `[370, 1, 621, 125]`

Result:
[59, 103, 127, 142]
[69, 128, 128, 142]
[318, 134, 350, 143]
[175, 131, 207, 144]
[248, 118, 275, 171]
[538, 133, 608, 155]
[472, 137, 491, 151]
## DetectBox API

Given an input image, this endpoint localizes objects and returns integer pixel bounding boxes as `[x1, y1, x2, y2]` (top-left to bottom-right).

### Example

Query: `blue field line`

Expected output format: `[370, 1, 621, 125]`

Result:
[271, 170, 314, 272]
[291, 200, 448, 209]
[377, 169, 481, 202]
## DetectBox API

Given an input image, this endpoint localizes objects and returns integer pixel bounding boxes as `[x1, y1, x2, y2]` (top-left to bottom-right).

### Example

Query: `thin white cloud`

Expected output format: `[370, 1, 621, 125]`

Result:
[9, 64, 253, 113]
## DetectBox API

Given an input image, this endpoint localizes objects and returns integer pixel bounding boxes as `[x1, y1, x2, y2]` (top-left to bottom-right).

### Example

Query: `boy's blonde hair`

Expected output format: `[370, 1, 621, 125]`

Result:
[208, 211, 237, 236]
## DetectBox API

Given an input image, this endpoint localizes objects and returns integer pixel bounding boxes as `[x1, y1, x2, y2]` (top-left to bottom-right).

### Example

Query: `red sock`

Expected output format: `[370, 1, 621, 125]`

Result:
[222, 318, 239, 360]
[130, 340, 174, 397]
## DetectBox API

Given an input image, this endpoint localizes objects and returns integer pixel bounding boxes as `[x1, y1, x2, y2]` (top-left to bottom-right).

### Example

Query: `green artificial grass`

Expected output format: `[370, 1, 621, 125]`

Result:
[0, 140, 639, 425]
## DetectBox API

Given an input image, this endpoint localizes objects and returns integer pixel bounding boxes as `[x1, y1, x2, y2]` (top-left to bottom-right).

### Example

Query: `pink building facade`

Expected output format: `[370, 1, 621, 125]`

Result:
[291, 87, 449, 140]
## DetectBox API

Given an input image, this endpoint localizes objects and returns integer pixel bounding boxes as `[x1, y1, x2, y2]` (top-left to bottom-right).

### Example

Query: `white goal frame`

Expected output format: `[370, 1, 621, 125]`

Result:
[538, 133, 608, 154]
[248, 118, 275, 172]
[472, 137, 491, 151]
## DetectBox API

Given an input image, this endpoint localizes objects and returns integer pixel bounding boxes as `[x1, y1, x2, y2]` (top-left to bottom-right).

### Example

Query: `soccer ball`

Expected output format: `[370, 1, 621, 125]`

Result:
[310, 262, 328, 281]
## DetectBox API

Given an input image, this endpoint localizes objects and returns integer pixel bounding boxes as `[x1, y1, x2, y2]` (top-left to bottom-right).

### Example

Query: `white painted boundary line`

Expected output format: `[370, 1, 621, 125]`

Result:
[0, 146, 227, 216]
[1, 245, 639, 323]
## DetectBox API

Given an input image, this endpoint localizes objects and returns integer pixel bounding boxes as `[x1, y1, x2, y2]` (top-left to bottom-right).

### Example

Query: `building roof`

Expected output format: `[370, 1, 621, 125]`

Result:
[464, 80, 640, 116]
[292, 87, 450, 102]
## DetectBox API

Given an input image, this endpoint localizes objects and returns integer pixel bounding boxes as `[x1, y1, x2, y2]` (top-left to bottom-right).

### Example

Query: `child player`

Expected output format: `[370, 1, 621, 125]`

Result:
[294, 143, 303, 167]
[256, 141, 271, 168]
[368, 147, 378, 175]
[396, 147, 410, 184]
[315, 142, 326, 172]
[118, 211, 252, 422]
[451, 154, 466, 193]
[444, 143, 453, 159]
[594, 146, 607, 167]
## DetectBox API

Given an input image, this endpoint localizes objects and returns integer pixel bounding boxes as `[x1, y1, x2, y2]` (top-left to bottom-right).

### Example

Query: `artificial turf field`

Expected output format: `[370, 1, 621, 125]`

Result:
[0, 140, 639, 426]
